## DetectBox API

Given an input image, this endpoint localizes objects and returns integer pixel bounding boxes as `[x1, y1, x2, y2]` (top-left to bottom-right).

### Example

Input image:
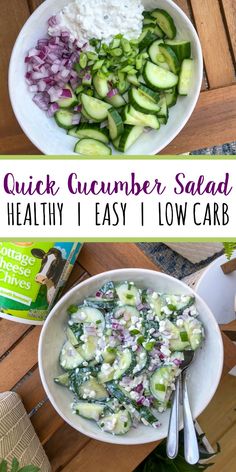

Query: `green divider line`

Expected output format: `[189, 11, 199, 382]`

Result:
[0, 238, 234, 242]
[1, 155, 236, 160]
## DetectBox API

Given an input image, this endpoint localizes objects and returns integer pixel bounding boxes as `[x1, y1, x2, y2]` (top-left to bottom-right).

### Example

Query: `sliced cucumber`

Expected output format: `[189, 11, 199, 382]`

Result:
[129, 88, 160, 114]
[59, 341, 84, 370]
[98, 409, 131, 435]
[55, 110, 75, 130]
[150, 365, 177, 404]
[139, 84, 160, 103]
[147, 292, 163, 318]
[74, 401, 105, 421]
[127, 74, 140, 87]
[105, 94, 126, 108]
[93, 73, 109, 98]
[166, 295, 194, 313]
[118, 125, 143, 152]
[67, 127, 79, 138]
[74, 138, 112, 156]
[54, 373, 69, 387]
[134, 348, 148, 374]
[113, 349, 133, 380]
[78, 377, 109, 401]
[184, 318, 203, 350]
[81, 94, 111, 122]
[144, 61, 178, 90]
[98, 363, 115, 383]
[66, 326, 80, 346]
[151, 9, 177, 39]
[57, 85, 78, 109]
[158, 44, 180, 74]
[124, 105, 160, 129]
[108, 108, 124, 140]
[178, 59, 194, 96]
[68, 123, 109, 144]
[116, 283, 140, 306]
[77, 336, 98, 361]
[164, 320, 191, 351]
[139, 30, 158, 51]
[70, 306, 105, 330]
[164, 88, 178, 108]
[165, 40, 191, 62]
[148, 39, 165, 66]
[114, 305, 140, 326]
[156, 96, 169, 124]
[102, 345, 117, 364]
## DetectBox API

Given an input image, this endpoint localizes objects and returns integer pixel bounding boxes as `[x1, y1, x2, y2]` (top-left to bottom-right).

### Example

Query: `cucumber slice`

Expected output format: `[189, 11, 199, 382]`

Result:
[158, 44, 180, 74]
[116, 283, 140, 306]
[81, 94, 111, 122]
[143, 61, 178, 90]
[105, 94, 126, 108]
[129, 88, 160, 114]
[93, 73, 109, 98]
[134, 348, 148, 374]
[167, 295, 194, 313]
[127, 74, 140, 87]
[98, 410, 131, 435]
[165, 40, 191, 62]
[139, 84, 160, 103]
[139, 30, 158, 51]
[98, 363, 115, 383]
[66, 326, 80, 346]
[124, 105, 160, 129]
[60, 341, 84, 370]
[114, 305, 140, 326]
[77, 336, 98, 361]
[69, 123, 109, 144]
[70, 306, 105, 330]
[55, 110, 75, 130]
[81, 106, 93, 121]
[118, 125, 143, 152]
[54, 373, 69, 387]
[156, 97, 169, 124]
[108, 108, 124, 140]
[74, 138, 112, 156]
[163, 320, 191, 351]
[78, 377, 109, 401]
[67, 127, 79, 138]
[112, 136, 121, 151]
[178, 59, 194, 96]
[113, 349, 133, 379]
[164, 88, 178, 108]
[184, 318, 203, 350]
[151, 9, 177, 39]
[74, 401, 105, 421]
[150, 365, 177, 404]
[102, 346, 117, 364]
[148, 39, 165, 66]
[57, 85, 78, 109]
[147, 292, 163, 318]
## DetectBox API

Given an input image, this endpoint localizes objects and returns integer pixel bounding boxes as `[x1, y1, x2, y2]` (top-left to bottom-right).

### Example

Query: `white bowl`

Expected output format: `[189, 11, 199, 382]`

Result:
[196, 251, 236, 325]
[38, 268, 223, 445]
[9, 0, 203, 155]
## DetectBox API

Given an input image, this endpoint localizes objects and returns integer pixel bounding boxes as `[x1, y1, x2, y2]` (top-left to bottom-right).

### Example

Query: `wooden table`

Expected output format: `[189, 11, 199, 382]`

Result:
[1, 243, 236, 471]
[0, 0, 236, 155]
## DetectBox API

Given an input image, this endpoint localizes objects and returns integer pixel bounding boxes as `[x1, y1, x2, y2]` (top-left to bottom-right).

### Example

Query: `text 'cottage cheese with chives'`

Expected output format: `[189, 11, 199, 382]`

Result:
[48, 0, 145, 46]
[0, 242, 82, 325]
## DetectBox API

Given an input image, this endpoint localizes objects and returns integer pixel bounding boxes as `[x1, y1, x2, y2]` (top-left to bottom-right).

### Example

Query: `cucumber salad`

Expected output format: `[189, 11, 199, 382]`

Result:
[55, 281, 204, 436]
[25, 1, 194, 155]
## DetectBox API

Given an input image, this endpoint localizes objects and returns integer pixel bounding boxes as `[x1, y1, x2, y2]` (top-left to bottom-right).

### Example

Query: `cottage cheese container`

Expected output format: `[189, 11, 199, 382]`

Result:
[0, 242, 82, 324]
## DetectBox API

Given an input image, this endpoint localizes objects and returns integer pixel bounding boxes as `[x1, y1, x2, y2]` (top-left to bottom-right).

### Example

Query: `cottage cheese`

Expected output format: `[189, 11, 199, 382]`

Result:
[48, 0, 144, 47]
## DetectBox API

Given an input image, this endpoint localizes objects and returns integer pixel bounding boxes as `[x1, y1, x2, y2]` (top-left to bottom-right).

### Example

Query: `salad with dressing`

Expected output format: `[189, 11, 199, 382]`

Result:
[54, 281, 204, 436]
[25, 0, 194, 155]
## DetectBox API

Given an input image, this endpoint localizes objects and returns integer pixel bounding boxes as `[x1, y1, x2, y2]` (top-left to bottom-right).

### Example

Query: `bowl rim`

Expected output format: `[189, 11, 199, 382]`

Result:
[38, 268, 223, 445]
[8, 0, 203, 155]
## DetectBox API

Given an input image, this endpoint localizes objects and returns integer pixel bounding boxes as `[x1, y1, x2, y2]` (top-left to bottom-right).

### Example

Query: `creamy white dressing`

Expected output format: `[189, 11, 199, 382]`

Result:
[48, 0, 144, 46]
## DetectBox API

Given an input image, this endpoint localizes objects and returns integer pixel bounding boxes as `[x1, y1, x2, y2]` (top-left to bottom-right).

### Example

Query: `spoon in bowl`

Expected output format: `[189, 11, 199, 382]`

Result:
[166, 350, 200, 464]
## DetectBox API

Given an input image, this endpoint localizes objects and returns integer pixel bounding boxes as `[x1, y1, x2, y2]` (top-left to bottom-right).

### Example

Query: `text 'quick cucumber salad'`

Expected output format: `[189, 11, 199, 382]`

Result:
[25, 0, 195, 155]
[55, 281, 204, 436]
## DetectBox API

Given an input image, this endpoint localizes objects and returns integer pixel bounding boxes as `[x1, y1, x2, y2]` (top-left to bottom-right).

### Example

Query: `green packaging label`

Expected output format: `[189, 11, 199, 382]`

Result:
[0, 242, 82, 324]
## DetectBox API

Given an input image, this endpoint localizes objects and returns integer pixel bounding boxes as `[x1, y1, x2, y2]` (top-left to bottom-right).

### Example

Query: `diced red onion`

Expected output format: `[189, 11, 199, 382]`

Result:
[60, 88, 72, 98]
[28, 85, 38, 93]
[48, 15, 60, 27]
[46, 102, 59, 117]
[107, 88, 119, 98]
[32, 92, 50, 111]
[173, 358, 182, 366]
[134, 383, 143, 394]
[74, 104, 82, 112]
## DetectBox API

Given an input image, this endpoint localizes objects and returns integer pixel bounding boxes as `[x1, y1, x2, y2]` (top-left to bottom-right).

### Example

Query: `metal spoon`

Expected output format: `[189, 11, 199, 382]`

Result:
[166, 350, 199, 464]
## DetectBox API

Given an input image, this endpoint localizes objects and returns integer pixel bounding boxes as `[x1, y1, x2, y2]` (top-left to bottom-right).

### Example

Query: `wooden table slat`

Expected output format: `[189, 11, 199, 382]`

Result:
[31, 400, 64, 444]
[14, 367, 46, 413]
[0, 326, 41, 390]
[28, 0, 44, 12]
[0, 319, 29, 358]
[190, 0, 235, 88]
[221, 0, 236, 65]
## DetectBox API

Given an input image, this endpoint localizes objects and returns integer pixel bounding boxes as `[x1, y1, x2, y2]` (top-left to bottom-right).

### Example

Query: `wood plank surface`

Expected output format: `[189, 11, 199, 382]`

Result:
[164, 84, 236, 154]
[79, 243, 161, 274]
[190, 0, 235, 88]
[61, 440, 157, 472]
[0, 326, 41, 390]
[221, 332, 236, 376]
[31, 400, 64, 444]
[0, 319, 29, 358]
[222, 0, 236, 64]
[14, 367, 46, 413]
[209, 422, 236, 472]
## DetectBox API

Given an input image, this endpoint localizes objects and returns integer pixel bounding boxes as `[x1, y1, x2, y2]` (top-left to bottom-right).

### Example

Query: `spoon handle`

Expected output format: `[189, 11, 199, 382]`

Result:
[166, 375, 180, 459]
[183, 373, 200, 465]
